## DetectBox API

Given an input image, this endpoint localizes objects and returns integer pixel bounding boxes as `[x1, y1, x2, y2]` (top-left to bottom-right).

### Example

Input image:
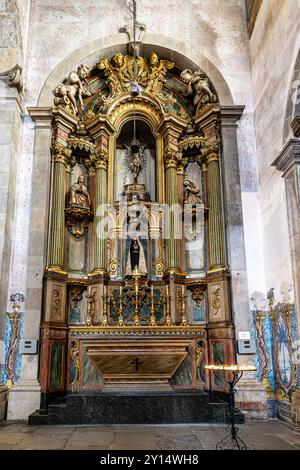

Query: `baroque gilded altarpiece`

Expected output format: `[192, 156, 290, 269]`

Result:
[39, 49, 237, 399]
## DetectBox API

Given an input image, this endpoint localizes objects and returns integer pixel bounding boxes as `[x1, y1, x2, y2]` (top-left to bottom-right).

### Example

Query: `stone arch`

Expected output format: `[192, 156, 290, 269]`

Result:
[283, 47, 300, 144]
[37, 32, 234, 107]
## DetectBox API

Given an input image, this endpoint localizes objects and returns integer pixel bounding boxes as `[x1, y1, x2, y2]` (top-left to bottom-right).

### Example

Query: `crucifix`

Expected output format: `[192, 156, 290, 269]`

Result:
[131, 357, 143, 372]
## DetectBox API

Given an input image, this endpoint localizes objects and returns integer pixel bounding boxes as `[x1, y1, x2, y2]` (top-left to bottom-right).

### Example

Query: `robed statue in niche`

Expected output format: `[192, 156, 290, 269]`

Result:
[184, 180, 202, 205]
[125, 144, 146, 184]
[69, 175, 91, 209]
[125, 237, 148, 277]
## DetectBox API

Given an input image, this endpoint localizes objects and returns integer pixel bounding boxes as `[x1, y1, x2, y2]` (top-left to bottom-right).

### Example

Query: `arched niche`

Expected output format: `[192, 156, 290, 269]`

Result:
[114, 119, 157, 203]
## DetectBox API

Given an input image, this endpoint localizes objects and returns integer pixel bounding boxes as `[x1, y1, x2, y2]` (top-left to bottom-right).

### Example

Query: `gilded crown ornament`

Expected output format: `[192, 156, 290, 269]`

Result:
[97, 52, 174, 102]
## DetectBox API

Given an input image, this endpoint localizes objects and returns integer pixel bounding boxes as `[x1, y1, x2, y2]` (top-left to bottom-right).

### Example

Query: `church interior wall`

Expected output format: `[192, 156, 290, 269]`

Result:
[0, 0, 299, 424]
[249, 0, 300, 299]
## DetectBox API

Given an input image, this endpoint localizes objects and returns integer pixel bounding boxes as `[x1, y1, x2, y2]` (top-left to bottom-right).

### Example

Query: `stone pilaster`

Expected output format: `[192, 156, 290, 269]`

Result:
[0, 65, 24, 420]
[273, 137, 300, 425]
[220, 106, 251, 337]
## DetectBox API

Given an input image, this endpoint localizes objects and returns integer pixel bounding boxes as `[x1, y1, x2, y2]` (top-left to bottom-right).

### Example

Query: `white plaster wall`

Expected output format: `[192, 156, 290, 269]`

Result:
[249, 0, 300, 300]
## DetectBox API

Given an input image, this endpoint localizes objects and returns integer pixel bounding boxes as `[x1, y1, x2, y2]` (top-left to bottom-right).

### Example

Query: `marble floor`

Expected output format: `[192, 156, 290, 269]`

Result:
[0, 420, 300, 450]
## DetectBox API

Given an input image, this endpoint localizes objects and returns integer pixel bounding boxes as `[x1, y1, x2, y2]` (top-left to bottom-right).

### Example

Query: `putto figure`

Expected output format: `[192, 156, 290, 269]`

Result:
[180, 69, 217, 111]
[54, 64, 91, 115]
[69, 175, 91, 209]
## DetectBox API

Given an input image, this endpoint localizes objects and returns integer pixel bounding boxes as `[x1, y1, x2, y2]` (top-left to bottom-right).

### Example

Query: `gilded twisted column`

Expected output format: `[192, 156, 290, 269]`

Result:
[48, 143, 72, 269]
[164, 151, 180, 272]
[93, 150, 108, 273]
[204, 141, 225, 269]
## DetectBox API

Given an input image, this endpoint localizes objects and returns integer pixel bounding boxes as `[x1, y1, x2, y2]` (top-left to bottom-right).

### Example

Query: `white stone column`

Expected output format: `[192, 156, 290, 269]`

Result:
[7, 108, 52, 420]
[0, 68, 24, 420]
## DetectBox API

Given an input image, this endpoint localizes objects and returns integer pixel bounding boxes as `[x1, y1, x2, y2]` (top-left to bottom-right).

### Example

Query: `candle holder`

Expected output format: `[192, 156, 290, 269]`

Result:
[179, 285, 188, 326]
[101, 287, 109, 326]
[118, 285, 124, 327]
[205, 364, 256, 450]
[149, 284, 157, 327]
[164, 285, 172, 326]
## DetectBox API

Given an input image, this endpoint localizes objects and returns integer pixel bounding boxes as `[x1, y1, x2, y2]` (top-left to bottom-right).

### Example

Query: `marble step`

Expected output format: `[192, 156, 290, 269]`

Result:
[28, 391, 245, 425]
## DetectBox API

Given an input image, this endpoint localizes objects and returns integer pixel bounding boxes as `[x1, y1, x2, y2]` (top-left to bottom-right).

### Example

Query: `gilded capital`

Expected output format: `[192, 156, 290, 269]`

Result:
[202, 141, 219, 164]
[164, 151, 181, 169]
[53, 142, 73, 167]
[94, 149, 109, 171]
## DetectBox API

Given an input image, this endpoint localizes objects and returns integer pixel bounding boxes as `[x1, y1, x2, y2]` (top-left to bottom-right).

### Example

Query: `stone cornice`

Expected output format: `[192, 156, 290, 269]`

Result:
[220, 105, 245, 127]
[272, 138, 300, 176]
[27, 107, 52, 128]
[0, 64, 23, 94]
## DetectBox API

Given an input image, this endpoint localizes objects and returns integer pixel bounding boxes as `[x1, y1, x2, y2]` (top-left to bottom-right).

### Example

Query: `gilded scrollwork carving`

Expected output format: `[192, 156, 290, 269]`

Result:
[164, 150, 181, 169]
[68, 137, 95, 154]
[52, 142, 74, 167]
[70, 338, 80, 391]
[97, 52, 174, 102]
[70, 286, 84, 308]
[155, 239, 164, 278]
[86, 289, 98, 326]
[54, 64, 91, 115]
[188, 283, 206, 308]
[52, 287, 63, 321]
[211, 285, 221, 316]
[202, 140, 220, 164]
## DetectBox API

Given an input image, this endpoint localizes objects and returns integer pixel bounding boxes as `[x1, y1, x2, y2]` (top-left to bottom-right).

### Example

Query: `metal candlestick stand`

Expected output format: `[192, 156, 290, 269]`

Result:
[205, 365, 256, 450]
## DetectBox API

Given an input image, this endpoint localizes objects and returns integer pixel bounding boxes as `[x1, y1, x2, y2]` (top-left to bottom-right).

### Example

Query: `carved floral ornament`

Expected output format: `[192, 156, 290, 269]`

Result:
[52, 52, 218, 123]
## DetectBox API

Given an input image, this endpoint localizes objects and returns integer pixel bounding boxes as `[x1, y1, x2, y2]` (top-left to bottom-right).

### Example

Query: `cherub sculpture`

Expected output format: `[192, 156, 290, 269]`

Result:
[54, 64, 91, 115]
[147, 52, 174, 95]
[180, 69, 217, 111]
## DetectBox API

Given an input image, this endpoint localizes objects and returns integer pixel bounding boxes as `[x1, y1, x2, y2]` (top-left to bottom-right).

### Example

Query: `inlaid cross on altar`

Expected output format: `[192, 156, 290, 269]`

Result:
[131, 357, 143, 372]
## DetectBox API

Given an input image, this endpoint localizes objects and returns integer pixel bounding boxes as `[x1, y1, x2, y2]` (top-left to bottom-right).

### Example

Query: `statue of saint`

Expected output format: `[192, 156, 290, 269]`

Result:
[69, 175, 91, 209]
[184, 180, 202, 205]
[125, 237, 148, 277]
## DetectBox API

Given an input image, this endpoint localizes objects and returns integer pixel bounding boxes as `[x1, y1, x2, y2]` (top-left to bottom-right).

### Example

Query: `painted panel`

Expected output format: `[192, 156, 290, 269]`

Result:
[49, 342, 63, 389]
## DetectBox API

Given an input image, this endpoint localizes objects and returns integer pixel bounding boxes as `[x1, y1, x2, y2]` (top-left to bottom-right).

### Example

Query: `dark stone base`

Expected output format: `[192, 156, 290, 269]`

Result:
[28, 390, 244, 425]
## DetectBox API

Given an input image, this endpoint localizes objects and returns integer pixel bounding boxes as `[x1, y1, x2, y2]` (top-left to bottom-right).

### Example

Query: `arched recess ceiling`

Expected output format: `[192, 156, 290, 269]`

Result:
[37, 33, 234, 107]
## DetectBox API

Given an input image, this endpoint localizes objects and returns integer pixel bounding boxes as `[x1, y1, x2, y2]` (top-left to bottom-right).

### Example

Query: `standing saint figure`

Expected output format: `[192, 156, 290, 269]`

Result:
[125, 237, 148, 277]
[69, 175, 91, 209]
